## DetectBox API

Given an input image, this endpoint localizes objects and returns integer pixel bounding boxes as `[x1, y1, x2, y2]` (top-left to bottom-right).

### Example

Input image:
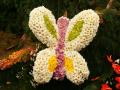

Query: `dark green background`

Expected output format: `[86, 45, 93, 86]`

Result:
[0, 0, 120, 90]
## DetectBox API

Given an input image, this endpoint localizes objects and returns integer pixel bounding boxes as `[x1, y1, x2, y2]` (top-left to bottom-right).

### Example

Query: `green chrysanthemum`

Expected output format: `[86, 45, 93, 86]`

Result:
[68, 20, 84, 41]
[44, 15, 57, 38]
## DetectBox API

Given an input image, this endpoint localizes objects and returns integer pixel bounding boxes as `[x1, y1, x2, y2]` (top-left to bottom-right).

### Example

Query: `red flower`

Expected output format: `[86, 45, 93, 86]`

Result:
[101, 84, 112, 90]
[115, 77, 120, 83]
[112, 63, 120, 74]
[115, 83, 120, 90]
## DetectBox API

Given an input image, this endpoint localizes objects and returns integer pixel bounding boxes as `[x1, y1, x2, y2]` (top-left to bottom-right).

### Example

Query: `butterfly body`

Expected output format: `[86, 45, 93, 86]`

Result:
[53, 16, 69, 80]
[29, 6, 99, 85]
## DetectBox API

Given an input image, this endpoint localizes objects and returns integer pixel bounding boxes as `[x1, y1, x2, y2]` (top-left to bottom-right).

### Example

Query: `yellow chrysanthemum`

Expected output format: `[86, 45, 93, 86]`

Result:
[48, 56, 57, 72]
[48, 56, 74, 73]
[65, 57, 74, 73]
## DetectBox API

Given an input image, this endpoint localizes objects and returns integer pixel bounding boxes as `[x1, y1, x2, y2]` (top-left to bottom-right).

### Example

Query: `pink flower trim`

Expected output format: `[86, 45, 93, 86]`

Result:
[53, 16, 69, 80]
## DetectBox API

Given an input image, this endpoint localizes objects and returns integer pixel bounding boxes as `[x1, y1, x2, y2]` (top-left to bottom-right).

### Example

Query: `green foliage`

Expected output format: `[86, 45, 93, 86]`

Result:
[83, 83, 100, 90]
[68, 20, 84, 41]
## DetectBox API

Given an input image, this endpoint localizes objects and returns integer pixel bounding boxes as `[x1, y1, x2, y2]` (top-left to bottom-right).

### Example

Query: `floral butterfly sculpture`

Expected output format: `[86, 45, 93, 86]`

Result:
[29, 6, 99, 85]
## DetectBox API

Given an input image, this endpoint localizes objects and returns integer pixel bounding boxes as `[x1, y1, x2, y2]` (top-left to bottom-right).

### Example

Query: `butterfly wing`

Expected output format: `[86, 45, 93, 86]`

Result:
[29, 6, 58, 47]
[65, 9, 99, 51]
[33, 48, 57, 84]
[64, 51, 89, 85]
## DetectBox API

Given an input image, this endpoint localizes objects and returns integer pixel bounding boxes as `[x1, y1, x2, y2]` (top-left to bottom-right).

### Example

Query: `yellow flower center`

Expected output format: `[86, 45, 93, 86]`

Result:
[48, 56, 74, 73]
[65, 57, 74, 73]
[48, 56, 57, 72]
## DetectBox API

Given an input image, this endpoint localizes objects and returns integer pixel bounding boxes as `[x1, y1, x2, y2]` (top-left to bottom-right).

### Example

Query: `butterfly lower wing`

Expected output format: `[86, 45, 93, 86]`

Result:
[64, 51, 89, 85]
[29, 6, 58, 47]
[33, 48, 56, 84]
[65, 9, 99, 51]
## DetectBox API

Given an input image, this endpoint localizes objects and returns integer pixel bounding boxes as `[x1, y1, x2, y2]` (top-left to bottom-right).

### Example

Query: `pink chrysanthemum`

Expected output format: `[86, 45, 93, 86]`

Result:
[53, 16, 69, 80]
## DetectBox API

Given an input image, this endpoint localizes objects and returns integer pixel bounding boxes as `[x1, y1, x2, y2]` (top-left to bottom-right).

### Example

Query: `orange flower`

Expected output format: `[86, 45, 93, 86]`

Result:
[91, 76, 100, 81]
[101, 84, 112, 90]
[0, 47, 34, 70]
[107, 55, 113, 63]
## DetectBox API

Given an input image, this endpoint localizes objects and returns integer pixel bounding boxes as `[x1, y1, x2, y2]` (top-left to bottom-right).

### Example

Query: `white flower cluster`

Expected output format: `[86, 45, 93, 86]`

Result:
[65, 9, 99, 51]
[29, 6, 58, 47]
[33, 48, 55, 84]
[65, 51, 89, 85]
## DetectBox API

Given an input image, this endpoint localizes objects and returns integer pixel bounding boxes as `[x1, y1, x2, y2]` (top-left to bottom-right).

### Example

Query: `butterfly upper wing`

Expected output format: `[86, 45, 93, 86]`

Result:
[29, 6, 58, 47]
[64, 51, 89, 85]
[33, 48, 57, 84]
[65, 9, 99, 51]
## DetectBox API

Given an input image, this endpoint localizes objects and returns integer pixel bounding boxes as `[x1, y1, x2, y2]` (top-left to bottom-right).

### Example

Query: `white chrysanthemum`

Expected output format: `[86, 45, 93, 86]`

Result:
[33, 48, 55, 84]
[65, 51, 89, 85]
[65, 9, 99, 51]
[29, 6, 58, 47]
